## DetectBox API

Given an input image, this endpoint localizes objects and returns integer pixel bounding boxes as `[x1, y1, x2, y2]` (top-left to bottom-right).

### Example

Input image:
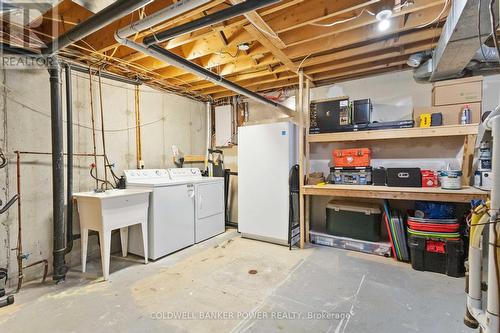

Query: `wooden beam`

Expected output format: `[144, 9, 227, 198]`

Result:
[194, 39, 436, 94]
[279, 0, 445, 47]
[229, 0, 286, 49]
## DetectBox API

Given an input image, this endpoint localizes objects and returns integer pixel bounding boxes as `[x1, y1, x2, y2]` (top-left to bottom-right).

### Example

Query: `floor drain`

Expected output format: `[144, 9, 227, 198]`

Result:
[248, 269, 258, 275]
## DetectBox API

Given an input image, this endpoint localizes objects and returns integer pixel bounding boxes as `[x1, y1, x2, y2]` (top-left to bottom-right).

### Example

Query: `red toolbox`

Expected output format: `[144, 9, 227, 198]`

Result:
[333, 148, 371, 167]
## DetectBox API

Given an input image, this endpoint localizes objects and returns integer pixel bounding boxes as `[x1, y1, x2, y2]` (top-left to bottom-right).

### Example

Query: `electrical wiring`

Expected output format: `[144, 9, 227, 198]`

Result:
[250, 20, 281, 39]
[296, 53, 312, 73]
[0, 81, 167, 132]
[3, 20, 208, 100]
[413, 0, 450, 29]
[216, 49, 239, 59]
[309, 8, 375, 27]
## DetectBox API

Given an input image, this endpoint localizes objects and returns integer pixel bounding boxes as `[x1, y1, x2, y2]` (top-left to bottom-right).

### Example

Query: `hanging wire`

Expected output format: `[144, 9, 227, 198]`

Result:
[309, 8, 375, 27]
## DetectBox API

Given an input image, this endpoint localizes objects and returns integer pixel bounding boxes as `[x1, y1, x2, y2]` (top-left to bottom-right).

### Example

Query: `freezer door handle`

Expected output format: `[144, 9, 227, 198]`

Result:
[198, 194, 203, 210]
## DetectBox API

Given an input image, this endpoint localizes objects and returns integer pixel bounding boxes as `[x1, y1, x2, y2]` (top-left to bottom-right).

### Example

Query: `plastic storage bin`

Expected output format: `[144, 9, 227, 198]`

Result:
[310, 231, 392, 257]
[326, 201, 382, 242]
[408, 235, 465, 277]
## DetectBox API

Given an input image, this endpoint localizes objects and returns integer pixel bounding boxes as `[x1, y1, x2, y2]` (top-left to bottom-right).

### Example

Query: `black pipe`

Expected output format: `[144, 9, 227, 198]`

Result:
[63, 64, 74, 254]
[48, 57, 66, 282]
[43, 0, 153, 55]
[0, 195, 18, 215]
[70, 65, 141, 86]
[0, 152, 6, 169]
[143, 0, 280, 46]
[148, 44, 280, 108]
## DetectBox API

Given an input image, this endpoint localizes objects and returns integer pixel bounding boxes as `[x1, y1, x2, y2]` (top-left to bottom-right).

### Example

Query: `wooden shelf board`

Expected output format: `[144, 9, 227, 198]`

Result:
[302, 184, 489, 203]
[307, 124, 478, 143]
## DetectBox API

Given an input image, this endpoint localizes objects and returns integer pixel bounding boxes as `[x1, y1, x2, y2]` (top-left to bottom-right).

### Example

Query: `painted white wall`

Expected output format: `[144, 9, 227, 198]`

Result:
[0, 68, 206, 285]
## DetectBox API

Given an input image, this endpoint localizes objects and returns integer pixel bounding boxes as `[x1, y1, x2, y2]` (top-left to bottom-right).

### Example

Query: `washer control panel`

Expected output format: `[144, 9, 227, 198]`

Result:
[124, 169, 170, 181]
[168, 168, 202, 180]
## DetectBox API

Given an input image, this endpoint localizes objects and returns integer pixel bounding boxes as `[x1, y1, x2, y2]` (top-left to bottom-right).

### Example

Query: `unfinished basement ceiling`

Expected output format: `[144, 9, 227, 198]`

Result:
[14, 0, 450, 101]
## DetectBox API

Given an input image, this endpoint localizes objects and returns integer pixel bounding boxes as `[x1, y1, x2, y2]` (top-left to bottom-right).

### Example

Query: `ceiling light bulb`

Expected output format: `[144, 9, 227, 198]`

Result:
[237, 43, 250, 51]
[378, 19, 390, 31]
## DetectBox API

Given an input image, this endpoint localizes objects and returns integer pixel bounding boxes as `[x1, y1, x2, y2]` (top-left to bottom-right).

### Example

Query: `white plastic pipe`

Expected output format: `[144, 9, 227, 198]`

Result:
[467, 213, 488, 327]
[485, 113, 500, 333]
[206, 101, 211, 170]
[116, 0, 211, 39]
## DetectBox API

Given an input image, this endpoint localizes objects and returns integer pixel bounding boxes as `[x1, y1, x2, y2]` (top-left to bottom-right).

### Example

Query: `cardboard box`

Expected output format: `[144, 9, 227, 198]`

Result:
[414, 102, 481, 126]
[432, 76, 483, 106]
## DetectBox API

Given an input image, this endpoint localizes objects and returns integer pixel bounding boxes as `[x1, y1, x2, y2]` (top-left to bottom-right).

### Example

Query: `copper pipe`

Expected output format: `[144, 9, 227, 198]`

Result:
[15, 151, 105, 157]
[88, 68, 99, 190]
[23, 260, 48, 283]
[13, 151, 61, 291]
[97, 71, 109, 189]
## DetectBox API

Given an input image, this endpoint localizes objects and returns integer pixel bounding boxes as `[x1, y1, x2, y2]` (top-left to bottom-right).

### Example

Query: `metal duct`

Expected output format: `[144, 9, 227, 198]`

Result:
[116, 0, 211, 39]
[143, 0, 280, 46]
[43, 0, 153, 55]
[430, 0, 499, 81]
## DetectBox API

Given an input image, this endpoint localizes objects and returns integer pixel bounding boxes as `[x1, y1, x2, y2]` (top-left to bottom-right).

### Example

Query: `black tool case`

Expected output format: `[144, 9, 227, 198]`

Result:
[408, 235, 465, 277]
[386, 168, 421, 187]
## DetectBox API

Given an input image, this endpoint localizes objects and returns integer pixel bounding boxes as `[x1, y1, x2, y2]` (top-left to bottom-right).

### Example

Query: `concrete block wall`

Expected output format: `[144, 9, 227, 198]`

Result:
[0, 68, 206, 285]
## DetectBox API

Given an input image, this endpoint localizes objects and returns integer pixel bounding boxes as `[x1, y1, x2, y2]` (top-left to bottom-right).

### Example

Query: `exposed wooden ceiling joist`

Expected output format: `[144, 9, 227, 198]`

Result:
[27, 0, 449, 101]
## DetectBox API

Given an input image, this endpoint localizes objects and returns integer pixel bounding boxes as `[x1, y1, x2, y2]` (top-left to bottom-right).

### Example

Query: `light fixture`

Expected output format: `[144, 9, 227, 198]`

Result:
[375, 9, 392, 21]
[375, 8, 392, 31]
[237, 43, 250, 51]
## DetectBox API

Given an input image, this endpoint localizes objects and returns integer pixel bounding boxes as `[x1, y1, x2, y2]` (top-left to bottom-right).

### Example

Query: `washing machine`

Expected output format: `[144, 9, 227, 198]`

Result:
[124, 168, 224, 260]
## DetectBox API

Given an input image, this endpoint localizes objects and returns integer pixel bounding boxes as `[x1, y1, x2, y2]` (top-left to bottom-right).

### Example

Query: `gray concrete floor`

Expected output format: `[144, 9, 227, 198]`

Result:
[0, 230, 469, 333]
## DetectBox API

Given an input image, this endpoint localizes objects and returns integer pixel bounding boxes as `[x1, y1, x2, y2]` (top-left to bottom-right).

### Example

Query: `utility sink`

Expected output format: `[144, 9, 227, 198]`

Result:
[73, 188, 152, 280]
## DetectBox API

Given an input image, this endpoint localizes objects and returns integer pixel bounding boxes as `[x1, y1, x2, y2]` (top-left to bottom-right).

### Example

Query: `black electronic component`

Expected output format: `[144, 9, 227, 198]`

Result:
[309, 97, 350, 134]
[372, 167, 387, 186]
[353, 99, 372, 125]
[431, 112, 443, 126]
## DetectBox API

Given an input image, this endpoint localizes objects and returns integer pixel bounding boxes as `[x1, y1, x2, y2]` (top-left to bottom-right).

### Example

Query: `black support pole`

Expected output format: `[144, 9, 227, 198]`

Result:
[48, 57, 66, 282]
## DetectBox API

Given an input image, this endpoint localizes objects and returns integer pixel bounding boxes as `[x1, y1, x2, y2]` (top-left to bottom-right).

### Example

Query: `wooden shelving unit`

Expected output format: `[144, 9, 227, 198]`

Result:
[302, 184, 488, 203]
[307, 124, 479, 143]
[296, 83, 488, 249]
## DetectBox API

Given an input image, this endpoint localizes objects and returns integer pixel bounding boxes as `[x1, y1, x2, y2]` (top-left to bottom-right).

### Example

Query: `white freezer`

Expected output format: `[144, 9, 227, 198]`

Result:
[237, 121, 297, 245]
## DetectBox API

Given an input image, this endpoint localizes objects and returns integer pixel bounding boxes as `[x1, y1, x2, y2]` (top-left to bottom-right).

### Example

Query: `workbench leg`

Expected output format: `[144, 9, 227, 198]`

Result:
[305, 195, 310, 244]
[462, 134, 477, 186]
[299, 193, 305, 249]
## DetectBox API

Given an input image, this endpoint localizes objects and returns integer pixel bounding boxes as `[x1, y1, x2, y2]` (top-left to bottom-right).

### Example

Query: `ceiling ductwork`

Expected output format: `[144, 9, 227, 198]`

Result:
[412, 0, 499, 82]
